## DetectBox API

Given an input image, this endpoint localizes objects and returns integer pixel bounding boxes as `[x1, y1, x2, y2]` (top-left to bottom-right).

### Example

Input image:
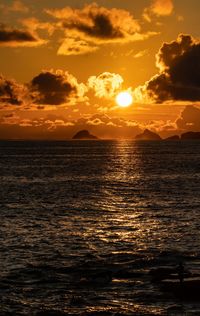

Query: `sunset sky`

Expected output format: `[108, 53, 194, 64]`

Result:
[0, 0, 200, 139]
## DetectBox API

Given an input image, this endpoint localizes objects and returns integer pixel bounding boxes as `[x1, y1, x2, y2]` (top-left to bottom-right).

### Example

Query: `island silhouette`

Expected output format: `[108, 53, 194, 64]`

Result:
[72, 130, 98, 140]
[135, 129, 162, 140]
[181, 132, 200, 140]
[135, 129, 200, 141]
[71, 129, 200, 141]
[165, 135, 180, 141]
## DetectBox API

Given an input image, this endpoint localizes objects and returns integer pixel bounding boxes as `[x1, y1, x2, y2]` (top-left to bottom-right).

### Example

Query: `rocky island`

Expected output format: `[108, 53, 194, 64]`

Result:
[165, 135, 180, 141]
[72, 130, 98, 140]
[135, 129, 200, 141]
[135, 129, 162, 141]
[181, 132, 200, 140]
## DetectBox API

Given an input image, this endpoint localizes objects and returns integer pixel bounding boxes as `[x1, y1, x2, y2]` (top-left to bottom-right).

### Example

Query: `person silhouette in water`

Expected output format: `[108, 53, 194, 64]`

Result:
[177, 262, 184, 284]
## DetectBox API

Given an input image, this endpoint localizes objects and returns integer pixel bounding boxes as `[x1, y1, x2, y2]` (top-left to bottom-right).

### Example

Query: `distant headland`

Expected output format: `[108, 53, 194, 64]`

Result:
[72, 130, 98, 140]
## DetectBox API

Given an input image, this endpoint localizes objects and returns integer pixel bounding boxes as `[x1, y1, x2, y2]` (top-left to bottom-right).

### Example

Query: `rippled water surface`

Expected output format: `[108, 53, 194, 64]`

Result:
[1, 140, 200, 315]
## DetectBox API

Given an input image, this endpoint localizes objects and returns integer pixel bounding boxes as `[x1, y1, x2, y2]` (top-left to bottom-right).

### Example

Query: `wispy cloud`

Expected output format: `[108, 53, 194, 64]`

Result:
[57, 38, 98, 56]
[133, 49, 148, 59]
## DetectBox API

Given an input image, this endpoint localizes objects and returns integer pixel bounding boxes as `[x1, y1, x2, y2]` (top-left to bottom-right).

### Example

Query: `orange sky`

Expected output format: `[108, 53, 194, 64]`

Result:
[0, 0, 200, 139]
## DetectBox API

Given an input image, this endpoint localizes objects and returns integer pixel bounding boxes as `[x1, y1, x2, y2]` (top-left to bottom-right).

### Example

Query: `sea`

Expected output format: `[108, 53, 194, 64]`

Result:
[1, 140, 200, 316]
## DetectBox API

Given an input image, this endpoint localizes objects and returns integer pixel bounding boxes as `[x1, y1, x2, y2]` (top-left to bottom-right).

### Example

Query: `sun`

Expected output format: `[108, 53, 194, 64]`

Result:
[116, 91, 133, 108]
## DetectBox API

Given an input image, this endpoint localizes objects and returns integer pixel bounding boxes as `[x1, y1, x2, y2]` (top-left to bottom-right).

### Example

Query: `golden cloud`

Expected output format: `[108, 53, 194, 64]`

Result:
[143, 0, 174, 22]
[151, 0, 174, 16]
[57, 38, 98, 56]
[88, 72, 124, 99]
[46, 3, 158, 55]
[21, 18, 55, 36]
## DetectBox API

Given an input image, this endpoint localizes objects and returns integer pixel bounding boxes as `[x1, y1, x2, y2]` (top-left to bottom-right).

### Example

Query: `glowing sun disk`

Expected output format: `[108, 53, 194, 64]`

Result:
[116, 91, 133, 107]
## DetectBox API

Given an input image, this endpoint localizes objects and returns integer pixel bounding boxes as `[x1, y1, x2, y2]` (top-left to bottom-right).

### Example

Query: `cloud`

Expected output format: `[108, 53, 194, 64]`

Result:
[46, 3, 140, 40]
[88, 72, 123, 99]
[145, 119, 177, 133]
[143, 0, 174, 22]
[57, 38, 98, 56]
[0, 24, 46, 47]
[71, 114, 143, 139]
[2, 105, 200, 140]
[134, 34, 200, 103]
[150, 0, 174, 16]
[0, 0, 29, 13]
[87, 118, 104, 126]
[0, 74, 27, 107]
[0, 70, 87, 109]
[30, 70, 87, 106]
[0, 112, 144, 140]
[21, 18, 55, 36]
[133, 49, 148, 59]
[176, 105, 200, 131]
[46, 3, 157, 55]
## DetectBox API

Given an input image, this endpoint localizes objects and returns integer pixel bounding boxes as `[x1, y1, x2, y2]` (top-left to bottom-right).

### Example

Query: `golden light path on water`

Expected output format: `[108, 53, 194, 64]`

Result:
[58, 141, 170, 314]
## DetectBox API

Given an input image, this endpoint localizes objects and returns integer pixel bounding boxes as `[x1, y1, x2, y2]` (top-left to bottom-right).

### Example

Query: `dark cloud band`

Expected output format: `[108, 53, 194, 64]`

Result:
[0, 28, 36, 43]
[30, 72, 77, 105]
[63, 13, 124, 40]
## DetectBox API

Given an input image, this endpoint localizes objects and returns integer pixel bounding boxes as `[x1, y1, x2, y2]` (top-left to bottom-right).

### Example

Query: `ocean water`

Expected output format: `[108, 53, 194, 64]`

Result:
[1, 140, 200, 316]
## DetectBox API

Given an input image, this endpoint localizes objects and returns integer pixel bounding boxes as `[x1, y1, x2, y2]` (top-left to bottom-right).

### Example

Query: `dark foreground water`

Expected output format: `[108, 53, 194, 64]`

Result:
[1, 140, 200, 316]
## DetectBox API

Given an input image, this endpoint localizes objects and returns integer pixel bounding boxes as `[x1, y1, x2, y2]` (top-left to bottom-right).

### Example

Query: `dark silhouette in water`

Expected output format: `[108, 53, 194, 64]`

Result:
[150, 266, 177, 283]
[177, 262, 184, 284]
[153, 262, 200, 301]
[150, 262, 189, 284]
